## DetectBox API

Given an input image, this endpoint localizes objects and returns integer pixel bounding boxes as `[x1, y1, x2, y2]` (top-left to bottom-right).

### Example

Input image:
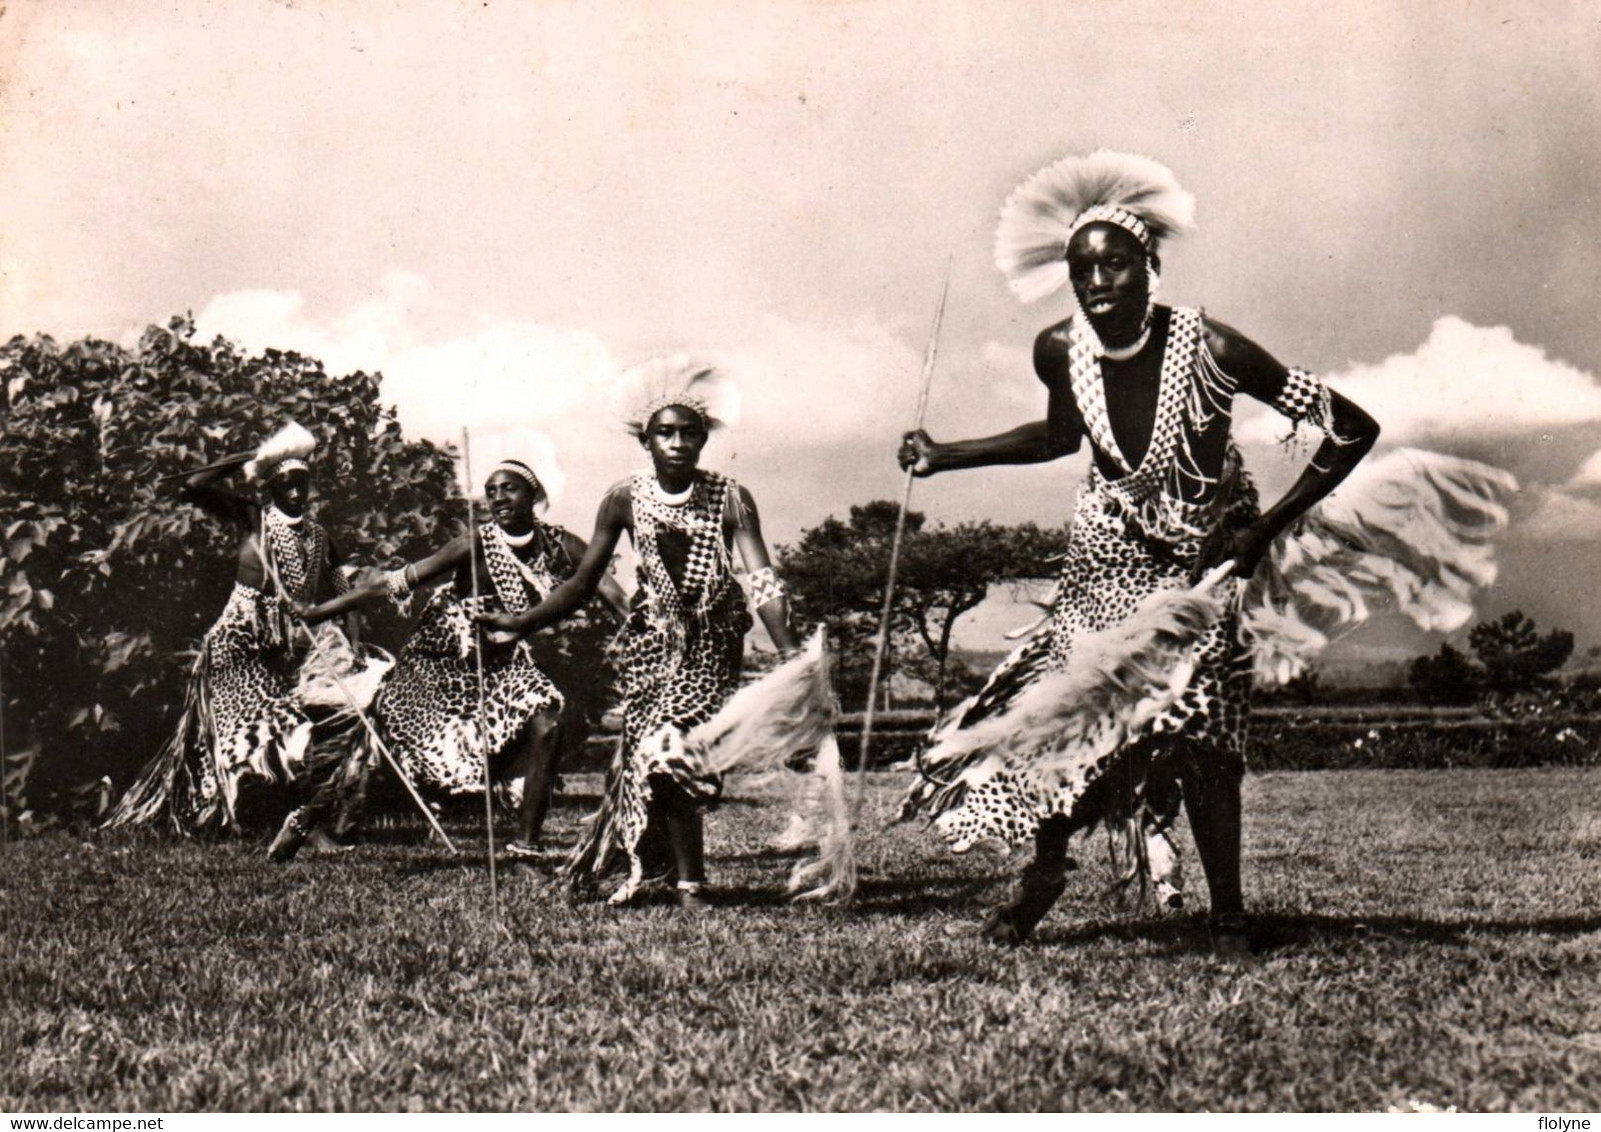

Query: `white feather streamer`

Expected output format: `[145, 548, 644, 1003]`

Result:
[917, 565, 1232, 841]
[681, 629, 855, 901]
[1243, 447, 1519, 684]
[293, 623, 394, 713]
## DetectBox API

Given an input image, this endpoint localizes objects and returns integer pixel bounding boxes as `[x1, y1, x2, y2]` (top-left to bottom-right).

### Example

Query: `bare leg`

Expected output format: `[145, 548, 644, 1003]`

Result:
[1176, 742, 1244, 916]
[979, 746, 1156, 944]
[516, 710, 562, 846]
[980, 816, 1077, 944]
[269, 734, 371, 862]
[661, 789, 709, 910]
[1177, 742, 1250, 955]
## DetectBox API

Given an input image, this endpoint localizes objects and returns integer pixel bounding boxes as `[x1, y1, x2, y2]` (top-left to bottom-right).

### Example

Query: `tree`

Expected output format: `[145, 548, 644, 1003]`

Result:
[1, 316, 463, 806]
[1407, 642, 1479, 706]
[777, 502, 1070, 712]
[1282, 667, 1323, 707]
[1468, 610, 1573, 695]
[1406, 611, 1576, 707]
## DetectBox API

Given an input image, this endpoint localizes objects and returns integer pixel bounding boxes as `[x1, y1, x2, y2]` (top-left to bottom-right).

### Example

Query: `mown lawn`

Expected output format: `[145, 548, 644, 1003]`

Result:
[3, 769, 1599, 1112]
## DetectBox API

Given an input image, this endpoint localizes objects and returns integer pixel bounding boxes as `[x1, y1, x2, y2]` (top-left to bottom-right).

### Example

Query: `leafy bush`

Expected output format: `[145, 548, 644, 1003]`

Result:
[1, 316, 462, 810]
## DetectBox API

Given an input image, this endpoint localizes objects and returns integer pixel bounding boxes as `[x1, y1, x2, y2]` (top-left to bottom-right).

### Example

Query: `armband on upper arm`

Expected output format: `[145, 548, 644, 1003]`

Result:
[747, 566, 786, 610]
[1270, 367, 1332, 433]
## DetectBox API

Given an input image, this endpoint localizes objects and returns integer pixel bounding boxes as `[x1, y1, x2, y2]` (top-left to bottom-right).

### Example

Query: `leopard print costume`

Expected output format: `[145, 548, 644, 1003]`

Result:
[908, 306, 1328, 887]
[106, 508, 345, 833]
[567, 470, 753, 901]
[373, 520, 569, 793]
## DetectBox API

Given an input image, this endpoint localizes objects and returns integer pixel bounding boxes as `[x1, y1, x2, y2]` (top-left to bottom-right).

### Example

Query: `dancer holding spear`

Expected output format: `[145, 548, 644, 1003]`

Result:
[898, 152, 1387, 950]
[476, 358, 810, 910]
[283, 434, 628, 862]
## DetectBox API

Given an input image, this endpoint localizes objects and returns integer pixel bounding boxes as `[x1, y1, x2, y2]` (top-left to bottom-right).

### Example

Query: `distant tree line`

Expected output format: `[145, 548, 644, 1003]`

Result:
[775, 500, 1069, 713]
[1409, 611, 1576, 705]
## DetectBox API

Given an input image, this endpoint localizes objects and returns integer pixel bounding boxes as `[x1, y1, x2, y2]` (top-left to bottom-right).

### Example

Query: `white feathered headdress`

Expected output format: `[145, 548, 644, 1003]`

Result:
[461, 427, 565, 508]
[244, 421, 317, 482]
[613, 354, 742, 437]
[994, 150, 1196, 304]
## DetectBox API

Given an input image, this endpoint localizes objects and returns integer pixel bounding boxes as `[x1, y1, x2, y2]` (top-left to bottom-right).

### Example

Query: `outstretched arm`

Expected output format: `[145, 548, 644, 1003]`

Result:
[175, 452, 257, 529]
[1203, 317, 1381, 576]
[729, 485, 800, 655]
[559, 528, 631, 621]
[299, 534, 472, 624]
[897, 325, 1083, 476]
[477, 488, 630, 635]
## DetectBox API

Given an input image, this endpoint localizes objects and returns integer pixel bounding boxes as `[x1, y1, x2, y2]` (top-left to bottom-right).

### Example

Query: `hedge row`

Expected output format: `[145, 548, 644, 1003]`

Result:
[566, 714, 1601, 773]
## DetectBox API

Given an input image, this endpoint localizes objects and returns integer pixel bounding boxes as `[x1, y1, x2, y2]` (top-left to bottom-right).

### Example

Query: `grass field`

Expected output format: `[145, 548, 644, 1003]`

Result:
[3, 769, 1600, 1112]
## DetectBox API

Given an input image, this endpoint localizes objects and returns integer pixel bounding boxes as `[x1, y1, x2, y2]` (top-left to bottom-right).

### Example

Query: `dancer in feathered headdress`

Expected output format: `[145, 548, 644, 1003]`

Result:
[613, 353, 743, 438]
[898, 149, 1510, 951]
[478, 357, 851, 907]
[105, 421, 369, 836]
[279, 430, 630, 862]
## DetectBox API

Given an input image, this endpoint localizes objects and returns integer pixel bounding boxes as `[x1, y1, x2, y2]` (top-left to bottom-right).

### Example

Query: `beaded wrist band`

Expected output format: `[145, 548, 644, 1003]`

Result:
[383, 565, 419, 615]
[383, 566, 413, 599]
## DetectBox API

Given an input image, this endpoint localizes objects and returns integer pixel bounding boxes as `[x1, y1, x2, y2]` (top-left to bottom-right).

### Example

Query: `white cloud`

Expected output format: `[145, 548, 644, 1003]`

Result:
[1518, 487, 1601, 542]
[1238, 317, 1601, 446]
[196, 274, 629, 517]
[195, 270, 430, 380]
[191, 273, 944, 530]
[1566, 449, 1601, 489]
[719, 314, 923, 444]
[381, 323, 617, 441]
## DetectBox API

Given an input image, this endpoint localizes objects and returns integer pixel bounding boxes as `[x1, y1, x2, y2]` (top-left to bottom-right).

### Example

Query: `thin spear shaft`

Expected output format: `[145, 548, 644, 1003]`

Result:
[462, 428, 499, 913]
[853, 259, 952, 815]
[156, 453, 252, 483]
[253, 536, 457, 851]
[1, 656, 10, 849]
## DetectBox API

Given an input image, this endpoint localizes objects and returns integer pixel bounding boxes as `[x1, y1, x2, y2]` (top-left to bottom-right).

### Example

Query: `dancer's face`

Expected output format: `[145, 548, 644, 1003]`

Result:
[1066, 222, 1152, 347]
[484, 470, 540, 534]
[641, 406, 707, 484]
[266, 468, 310, 518]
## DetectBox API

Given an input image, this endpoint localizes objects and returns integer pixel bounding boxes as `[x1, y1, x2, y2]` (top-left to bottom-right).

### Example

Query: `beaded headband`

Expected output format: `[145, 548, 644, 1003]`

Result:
[266, 458, 310, 481]
[994, 150, 1194, 304]
[1066, 205, 1156, 255]
[491, 460, 544, 496]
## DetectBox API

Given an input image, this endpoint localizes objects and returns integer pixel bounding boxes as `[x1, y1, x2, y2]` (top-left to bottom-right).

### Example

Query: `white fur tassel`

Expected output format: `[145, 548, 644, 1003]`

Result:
[683, 629, 855, 901]
[244, 421, 317, 482]
[917, 565, 1233, 851]
[293, 623, 394, 714]
[1243, 447, 1518, 684]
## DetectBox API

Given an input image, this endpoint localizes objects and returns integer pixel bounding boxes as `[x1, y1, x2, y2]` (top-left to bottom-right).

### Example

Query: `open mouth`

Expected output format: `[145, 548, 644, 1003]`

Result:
[1086, 298, 1117, 316]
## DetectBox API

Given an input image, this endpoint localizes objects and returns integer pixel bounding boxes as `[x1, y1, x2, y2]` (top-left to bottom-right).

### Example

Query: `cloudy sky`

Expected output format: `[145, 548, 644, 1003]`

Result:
[3, 0, 1599, 661]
